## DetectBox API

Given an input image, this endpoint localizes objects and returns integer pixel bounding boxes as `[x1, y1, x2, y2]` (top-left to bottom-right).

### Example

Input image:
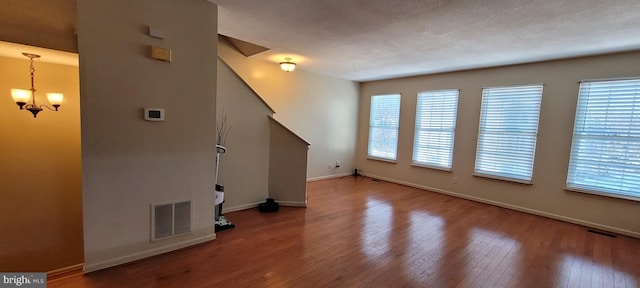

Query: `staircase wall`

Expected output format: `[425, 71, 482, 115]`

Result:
[269, 116, 310, 206]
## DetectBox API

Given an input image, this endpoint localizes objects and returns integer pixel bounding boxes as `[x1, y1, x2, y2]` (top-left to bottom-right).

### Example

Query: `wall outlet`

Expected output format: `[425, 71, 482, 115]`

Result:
[335, 161, 341, 168]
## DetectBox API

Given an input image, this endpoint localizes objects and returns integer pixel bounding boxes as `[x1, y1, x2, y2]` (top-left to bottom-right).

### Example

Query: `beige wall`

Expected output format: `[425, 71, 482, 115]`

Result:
[218, 37, 359, 180]
[269, 117, 309, 205]
[78, 0, 218, 272]
[216, 58, 273, 210]
[0, 0, 77, 53]
[358, 51, 640, 237]
[217, 57, 309, 210]
[0, 56, 82, 271]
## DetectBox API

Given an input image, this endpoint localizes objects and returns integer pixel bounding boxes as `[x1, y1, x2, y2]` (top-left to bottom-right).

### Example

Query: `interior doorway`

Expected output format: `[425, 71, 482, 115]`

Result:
[0, 40, 83, 273]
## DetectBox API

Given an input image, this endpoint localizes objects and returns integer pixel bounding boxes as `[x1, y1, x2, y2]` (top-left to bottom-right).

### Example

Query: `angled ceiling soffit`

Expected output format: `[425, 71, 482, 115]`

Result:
[220, 34, 269, 57]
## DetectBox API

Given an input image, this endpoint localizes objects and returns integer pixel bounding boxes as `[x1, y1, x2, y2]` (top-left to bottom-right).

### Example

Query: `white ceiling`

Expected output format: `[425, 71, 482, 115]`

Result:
[213, 0, 640, 82]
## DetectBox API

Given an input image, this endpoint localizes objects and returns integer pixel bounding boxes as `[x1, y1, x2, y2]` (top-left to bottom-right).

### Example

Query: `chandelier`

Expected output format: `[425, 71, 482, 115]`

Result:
[11, 53, 63, 118]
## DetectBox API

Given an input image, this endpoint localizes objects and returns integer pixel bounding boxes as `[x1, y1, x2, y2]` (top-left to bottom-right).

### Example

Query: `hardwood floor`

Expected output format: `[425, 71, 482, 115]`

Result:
[49, 176, 640, 287]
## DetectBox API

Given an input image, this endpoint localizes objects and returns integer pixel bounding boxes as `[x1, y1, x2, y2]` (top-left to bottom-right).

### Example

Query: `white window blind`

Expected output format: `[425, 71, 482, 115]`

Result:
[567, 78, 640, 201]
[412, 89, 459, 169]
[368, 94, 401, 160]
[475, 85, 543, 182]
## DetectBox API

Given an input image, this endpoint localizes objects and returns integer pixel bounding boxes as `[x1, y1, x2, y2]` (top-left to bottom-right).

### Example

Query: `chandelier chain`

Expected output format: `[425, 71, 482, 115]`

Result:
[29, 56, 35, 76]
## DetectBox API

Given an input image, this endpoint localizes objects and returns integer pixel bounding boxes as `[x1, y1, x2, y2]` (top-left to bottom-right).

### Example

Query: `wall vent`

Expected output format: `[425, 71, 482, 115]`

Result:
[151, 200, 192, 241]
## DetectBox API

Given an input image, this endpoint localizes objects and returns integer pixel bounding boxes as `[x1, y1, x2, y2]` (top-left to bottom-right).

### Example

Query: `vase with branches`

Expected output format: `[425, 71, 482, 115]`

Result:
[217, 112, 231, 146]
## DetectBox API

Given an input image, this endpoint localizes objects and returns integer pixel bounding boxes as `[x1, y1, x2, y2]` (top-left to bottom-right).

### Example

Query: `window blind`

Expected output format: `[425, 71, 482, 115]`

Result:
[475, 85, 543, 182]
[567, 78, 640, 200]
[412, 89, 459, 169]
[368, 94, 401, 160]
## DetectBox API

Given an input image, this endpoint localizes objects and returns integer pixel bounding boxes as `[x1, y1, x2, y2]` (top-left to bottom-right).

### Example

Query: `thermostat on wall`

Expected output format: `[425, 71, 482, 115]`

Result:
[144, 107, 165, 121]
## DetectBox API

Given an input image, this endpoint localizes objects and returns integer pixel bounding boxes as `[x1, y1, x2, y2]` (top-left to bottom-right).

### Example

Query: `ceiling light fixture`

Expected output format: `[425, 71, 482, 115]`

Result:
[11, 53, 63, 118]
[279, 57, 296, 72]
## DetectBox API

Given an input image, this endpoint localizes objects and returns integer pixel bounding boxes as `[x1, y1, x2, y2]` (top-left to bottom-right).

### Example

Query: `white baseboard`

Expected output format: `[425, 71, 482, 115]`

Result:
[222, 200, 307, 214]
[278, 201, 307, 207]
[84, 234, 216, 273]
[307, 172, 353, 182]
[48, 263, 83, 278]
[360, 172, 640, 239]
[222, 202, 261, 213]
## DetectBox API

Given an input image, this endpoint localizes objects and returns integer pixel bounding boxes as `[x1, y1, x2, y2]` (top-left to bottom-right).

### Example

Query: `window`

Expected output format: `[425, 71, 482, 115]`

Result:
[567, 78, 640, 201]
[475, 85, 543, 182]
[368, 94, 401, 161]
[412, 89, 459, 169]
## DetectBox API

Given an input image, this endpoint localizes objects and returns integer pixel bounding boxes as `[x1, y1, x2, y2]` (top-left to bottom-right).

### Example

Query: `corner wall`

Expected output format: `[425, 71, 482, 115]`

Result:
[77, 0, 218, 272]
[269, 117, 310, 206]
[217, 37, 359, 180]
[357, 51, 640, 237]
[0, 56, 82, 272]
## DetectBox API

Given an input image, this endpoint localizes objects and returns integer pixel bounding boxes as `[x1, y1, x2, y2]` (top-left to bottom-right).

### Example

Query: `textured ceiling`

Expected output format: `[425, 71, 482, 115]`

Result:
[213, 0, 640, 82]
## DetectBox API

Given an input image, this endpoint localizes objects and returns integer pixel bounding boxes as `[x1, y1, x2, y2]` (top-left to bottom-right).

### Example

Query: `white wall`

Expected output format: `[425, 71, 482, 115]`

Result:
[218, 37, 359, 180]
[216, 58, 273, 210]
[78, 0, 218, 272]
[357, 51, 640, 237]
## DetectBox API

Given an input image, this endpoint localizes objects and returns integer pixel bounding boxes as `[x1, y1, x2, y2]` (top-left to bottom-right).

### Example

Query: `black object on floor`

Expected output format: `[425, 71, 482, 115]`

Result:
[258, 198, 279, 213]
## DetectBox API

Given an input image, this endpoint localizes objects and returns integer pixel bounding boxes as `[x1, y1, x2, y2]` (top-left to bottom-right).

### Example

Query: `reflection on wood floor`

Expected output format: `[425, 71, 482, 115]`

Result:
[50, 176, 640, 287]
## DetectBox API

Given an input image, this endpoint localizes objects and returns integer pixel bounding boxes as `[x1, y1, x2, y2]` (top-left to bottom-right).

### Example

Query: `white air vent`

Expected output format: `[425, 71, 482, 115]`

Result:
[151, 200, 192, 241]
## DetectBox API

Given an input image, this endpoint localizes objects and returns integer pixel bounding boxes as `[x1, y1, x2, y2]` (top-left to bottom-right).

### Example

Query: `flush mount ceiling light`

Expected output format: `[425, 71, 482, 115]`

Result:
[11, 53, 63, 118]
[279, 57, 296, 72]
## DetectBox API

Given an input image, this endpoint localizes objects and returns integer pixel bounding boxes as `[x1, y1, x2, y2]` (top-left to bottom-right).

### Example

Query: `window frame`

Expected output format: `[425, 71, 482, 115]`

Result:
[411, 89, 459, 171]
[566, 78, 640, 202]
[474, 84, 544, 183]
[367, 93, 402, 162]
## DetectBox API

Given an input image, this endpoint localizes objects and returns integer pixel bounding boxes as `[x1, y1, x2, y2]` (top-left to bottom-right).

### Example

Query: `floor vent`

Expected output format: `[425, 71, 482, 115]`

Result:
[151, 201, 191, 241]
[587, 229, 617, 238]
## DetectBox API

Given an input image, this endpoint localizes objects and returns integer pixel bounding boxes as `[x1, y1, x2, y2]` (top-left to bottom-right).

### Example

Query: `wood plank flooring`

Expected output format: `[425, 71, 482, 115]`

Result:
[49, 176, 640, 287]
